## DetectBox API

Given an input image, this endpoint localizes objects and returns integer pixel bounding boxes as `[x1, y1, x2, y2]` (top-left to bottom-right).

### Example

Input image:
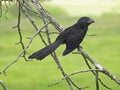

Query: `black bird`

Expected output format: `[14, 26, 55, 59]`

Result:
[28, 17, 94, 60]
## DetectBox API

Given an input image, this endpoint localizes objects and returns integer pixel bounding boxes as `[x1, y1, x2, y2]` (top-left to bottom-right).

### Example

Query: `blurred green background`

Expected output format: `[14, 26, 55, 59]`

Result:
[0, 0, 120, 90]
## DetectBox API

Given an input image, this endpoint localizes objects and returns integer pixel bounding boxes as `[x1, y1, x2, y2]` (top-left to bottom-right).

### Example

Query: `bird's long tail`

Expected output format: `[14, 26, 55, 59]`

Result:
[28, 41, 61, 60]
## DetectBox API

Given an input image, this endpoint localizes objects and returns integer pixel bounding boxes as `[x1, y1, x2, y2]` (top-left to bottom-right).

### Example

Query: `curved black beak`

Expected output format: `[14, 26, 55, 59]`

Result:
[88, 19, 95, 24]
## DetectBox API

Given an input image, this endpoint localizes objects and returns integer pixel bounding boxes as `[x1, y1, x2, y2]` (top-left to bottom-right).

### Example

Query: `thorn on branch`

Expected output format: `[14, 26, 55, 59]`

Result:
[15, 42, 20, 45]
[12, 25, 18, 29]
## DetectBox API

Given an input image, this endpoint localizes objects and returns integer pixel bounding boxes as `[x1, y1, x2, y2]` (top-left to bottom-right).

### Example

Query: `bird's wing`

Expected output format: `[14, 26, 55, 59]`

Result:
[55, 26, 72, 43]
[65, 29, 85, 49]
[63, 29, 85, 55]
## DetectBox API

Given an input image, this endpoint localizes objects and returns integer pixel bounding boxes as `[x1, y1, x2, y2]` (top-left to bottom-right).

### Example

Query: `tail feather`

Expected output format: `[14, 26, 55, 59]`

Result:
[28, 41, 61, 60]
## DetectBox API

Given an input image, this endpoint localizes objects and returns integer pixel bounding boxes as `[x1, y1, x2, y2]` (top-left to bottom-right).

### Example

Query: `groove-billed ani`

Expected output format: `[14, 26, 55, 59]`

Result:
[28, 17, 94, 60]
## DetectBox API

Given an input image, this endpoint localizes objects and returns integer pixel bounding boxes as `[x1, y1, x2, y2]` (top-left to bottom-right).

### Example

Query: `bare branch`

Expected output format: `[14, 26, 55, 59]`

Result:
[15, 3, 27, 60]
[78, 47, 120, 85]
[0, 80, 7, 90]
[48, 69, 100, 87]
[31, 0, 64, 32]
[79, 48, 113, 90]
[19, 0, 48, 46]
[0, 21, 50, 75]
[95, 68, 99, 90]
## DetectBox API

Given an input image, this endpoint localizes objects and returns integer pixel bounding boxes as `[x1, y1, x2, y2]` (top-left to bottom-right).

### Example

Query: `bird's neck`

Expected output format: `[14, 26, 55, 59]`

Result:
[75, 23, 88, 30]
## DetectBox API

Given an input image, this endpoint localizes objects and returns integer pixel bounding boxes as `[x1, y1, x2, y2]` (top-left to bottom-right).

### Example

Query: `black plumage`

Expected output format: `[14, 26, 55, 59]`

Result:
[28, 17, 94, 60]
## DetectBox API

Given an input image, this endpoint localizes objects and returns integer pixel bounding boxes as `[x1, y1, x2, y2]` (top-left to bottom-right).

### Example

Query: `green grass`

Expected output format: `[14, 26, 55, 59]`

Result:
[0, 1, 120, 90]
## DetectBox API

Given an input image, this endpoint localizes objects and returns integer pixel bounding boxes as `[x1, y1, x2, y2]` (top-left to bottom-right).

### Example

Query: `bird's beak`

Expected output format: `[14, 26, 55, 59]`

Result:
[88, 19, 95, 24]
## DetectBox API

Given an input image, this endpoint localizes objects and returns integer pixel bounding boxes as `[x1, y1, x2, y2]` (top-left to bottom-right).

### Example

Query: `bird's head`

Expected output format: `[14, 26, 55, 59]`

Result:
[77, 16, 95, 27]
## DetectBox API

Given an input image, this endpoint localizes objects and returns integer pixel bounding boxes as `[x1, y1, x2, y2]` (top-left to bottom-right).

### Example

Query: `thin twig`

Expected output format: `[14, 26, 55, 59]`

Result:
[52, 52, 73, 90]
[78, 47, 120, 87]
[19, 1, 48, 46]
[0, 80, 7, 90]
[79, 48, 113, 90]
[40, 31, 60, 34]
[48, 69, 100, 87]
[31, 0, 64, 32]
[0, 21, 50, 75]
[16, 3, 27, 60]
[95, 68, 99, 90]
